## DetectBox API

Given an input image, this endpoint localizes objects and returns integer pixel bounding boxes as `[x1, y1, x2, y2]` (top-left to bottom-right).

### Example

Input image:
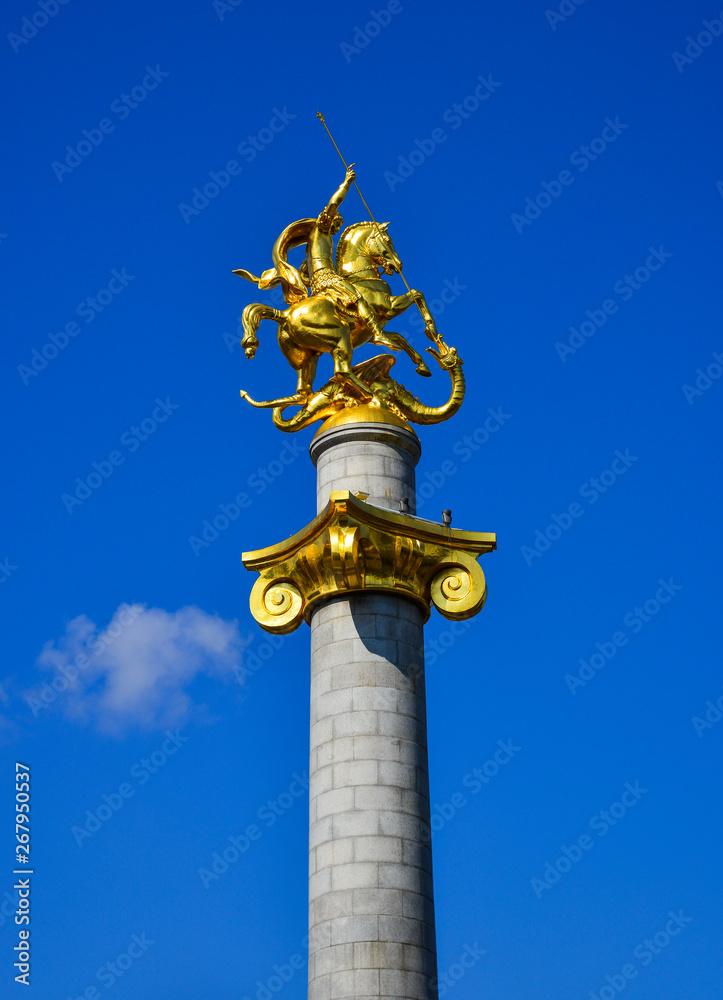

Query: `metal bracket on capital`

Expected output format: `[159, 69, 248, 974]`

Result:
[241, 491, 497, 634]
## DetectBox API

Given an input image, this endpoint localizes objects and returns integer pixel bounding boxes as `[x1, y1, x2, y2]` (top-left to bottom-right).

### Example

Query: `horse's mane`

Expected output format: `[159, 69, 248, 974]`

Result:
[334, 221, 376, 271]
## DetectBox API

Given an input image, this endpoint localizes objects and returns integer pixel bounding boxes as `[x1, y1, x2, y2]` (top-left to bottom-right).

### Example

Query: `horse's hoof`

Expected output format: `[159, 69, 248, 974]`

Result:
[415, 362, 432, 378]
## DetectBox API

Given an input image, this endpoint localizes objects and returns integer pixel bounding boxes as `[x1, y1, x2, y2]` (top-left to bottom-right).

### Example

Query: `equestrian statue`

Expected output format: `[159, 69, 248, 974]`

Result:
[233, 126, 466, 433]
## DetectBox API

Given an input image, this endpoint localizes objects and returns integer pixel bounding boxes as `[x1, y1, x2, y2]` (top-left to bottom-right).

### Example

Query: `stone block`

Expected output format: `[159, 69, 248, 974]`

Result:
[352, 887, 403, 917]
[309, 816, 334, 850]
[330, 614, 363, 642]
[313, 889, 354, 924]
[378, 913, 422, 946]
[310, 666, 334, 700]
[354, 784, 402, 812]
[380, 968, 428, 999]
[333, 810, 379, 839]
[330, 913, 380, 945]
[316, 837, 354, 870]
[333, 711, 379, 740]
[399, 740, 427, 767]
[332, 662, 378, 690]
[331, 861, 379, 892]
[316, 787, 355, 819]
[353, 735, 400, 762]
[377, 810, 423, 841]
[396, 690, 425, 721]
[352, 686, 399, 713]
[353, 835, 403, 864]
[317, 737, 355, 766]
[401, 890, 434, 922]
[313, 597, 348, 621]
[310, 717, 333, 750]
[309, 867, 332, 900]
[309, 919, 333, 951]
[313, 942, 354, 975]
[377, 711, 425, 743]
[402, 839, 433, 873]
[309, 764, 333, 798]
[316, 638, 356, 668]
[329, 969, 381, 999]
[421, 921, 436, 953]
[401, 789, 429, 818]
[353, 939, 403, 969]
[346, 613, 378, 639]
[378, 862, 425, 893]
[333, 759, 378, 788]
[308, 973, 331, 1000]
[353, 970, 381, 994]
[401, 943, 431, 973]
[311, 620, 335, 654]
[349, 635, 398, 665]
[314, 687, 354, 719]
[378, 760, 417, 790]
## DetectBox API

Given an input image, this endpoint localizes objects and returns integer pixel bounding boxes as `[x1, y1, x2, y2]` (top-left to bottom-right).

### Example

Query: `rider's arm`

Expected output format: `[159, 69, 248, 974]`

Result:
[318, 166, 355, 231]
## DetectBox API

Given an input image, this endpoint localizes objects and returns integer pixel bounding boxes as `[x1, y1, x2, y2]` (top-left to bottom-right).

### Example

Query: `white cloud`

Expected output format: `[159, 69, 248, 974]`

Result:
[26, 603, 247, 734]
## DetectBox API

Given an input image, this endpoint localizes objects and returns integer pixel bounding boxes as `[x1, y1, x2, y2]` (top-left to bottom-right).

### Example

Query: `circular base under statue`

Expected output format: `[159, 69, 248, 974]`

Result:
[314, 400, 415, 437]
[310, 406, 421, 515]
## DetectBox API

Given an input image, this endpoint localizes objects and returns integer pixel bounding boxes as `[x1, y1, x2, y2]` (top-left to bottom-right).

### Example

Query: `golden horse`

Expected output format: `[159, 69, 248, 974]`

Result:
[237, 222, 441, 408]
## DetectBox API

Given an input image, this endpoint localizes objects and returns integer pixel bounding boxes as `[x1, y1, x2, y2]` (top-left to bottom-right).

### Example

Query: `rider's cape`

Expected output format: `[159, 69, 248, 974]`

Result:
[233, 218, 314, 304]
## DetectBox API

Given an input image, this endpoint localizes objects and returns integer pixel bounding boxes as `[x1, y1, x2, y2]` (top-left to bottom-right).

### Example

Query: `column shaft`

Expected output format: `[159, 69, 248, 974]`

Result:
[308, 419, 437, 1000]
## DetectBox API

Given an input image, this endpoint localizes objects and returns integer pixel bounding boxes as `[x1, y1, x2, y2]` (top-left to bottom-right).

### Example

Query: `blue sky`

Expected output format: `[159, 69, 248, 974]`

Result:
[2, 0, 722, 996]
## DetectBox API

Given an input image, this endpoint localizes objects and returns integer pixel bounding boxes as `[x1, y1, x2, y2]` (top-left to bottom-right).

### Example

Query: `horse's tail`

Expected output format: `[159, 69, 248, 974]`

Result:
[241, 303, 284, 358]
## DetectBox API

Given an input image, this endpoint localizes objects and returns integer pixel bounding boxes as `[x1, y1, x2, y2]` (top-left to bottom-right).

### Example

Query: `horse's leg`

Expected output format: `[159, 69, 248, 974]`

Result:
[378, 330, 432, 378]
[296, 353, 319, 396]
[299, 353, 321, 394]
[331, 326, 376, 399]
[239, 316, 309, 408]
[241, 303, 284, 357]
[357, 297, 399, 351]
[388, 291, 440, 344]
[279, 327, 318, 399]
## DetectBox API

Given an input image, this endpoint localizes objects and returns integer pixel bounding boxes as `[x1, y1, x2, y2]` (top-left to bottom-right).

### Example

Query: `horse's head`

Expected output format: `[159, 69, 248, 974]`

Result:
[336, 222, 403, 277]
[366, 223, 402, 276]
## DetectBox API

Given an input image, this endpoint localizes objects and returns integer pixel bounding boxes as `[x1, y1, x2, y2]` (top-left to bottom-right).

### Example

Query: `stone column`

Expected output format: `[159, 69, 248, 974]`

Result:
[241, 404, 495, 999]
[306, 409, 437, 1000]
[310, 408, 421, 516]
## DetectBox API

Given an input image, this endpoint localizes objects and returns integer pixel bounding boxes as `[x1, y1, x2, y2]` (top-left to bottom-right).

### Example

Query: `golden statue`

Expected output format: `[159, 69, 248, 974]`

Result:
[233, 126, 466, 432]
[235, 118, 495, 639]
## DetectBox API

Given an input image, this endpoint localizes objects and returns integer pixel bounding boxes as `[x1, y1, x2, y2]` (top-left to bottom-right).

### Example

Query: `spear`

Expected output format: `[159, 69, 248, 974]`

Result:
[316, 112, 431, 330]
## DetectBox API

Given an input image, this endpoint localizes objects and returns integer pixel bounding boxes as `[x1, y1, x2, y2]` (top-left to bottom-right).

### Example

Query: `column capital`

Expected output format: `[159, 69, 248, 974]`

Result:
[242, 491, 496, 634]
